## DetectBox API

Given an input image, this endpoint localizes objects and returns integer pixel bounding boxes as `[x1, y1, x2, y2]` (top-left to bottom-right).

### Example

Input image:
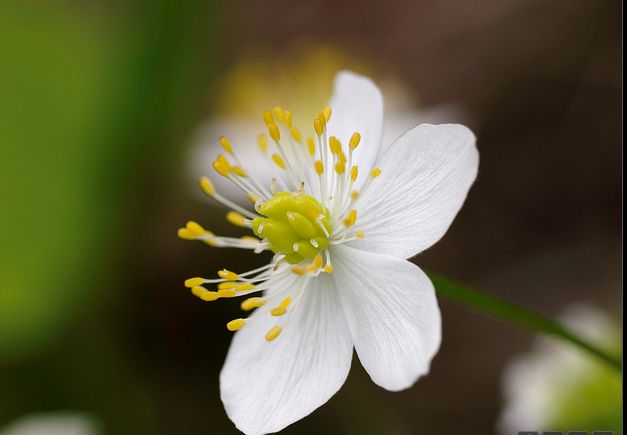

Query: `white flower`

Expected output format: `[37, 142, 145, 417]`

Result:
[179, 71, 479, 434]
[498, 304, 622, 435]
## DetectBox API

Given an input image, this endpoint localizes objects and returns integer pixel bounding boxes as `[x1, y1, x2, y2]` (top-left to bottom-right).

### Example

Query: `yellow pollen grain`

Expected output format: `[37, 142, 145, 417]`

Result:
[290, 127, 302, 142]
[240, 236, 260, 243]
[227, 318, 246, 331]
[272, 153, 286, 169]
[268, 123, 281, 142]
[226, 211, 248, 227]
[184, 277, 204, 288]
[371, 168, 382, 178]
[313, 118, 323, 136]
[312, 255, 323, 269]
[177, 228, 195, 240]
[212, 159, 230, 177]
[199, 176, 215, 196]
[219, 136, 233, 154]
[317, 112, 326, 128]
[292, 266, 306, 275]
[236, 283, 255, 292]
[356, 231, 365, 238]
[246, 193, 259, 204]
[343, 209, 357, 227]
[323, 105, 332, 122]
[314, 160, 324, 175]
[306, 137, 316, 156]
[257, 134, 268, 152]
[230, 166, 247, 177]
[218, 289, 237, 298]
[283, 110, 293, 127]
[350, 190, 359, 199]
[329, 136, 341, 154]
[265, 325, 283, 341]
[191, 286, 218, 301]
[263, 110, 273, 126]
[272, 106, 283, 120]
[241, 297, 266, 311]
[270, 307, 286, 316]
[218, 269, 238, 281]
[350, 165, 358, 182]
[186, 221, 205, 236]
[324, 264, 334, 273]
[218, 282, 237, 290]
[349, 132, 361, 150]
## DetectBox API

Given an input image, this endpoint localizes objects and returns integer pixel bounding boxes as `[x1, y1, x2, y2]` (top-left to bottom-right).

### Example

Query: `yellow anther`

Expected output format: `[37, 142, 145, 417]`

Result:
[199, 176, 215, 197]
[257, 134, 268, 153]
[240, 236, 260, 243]
[231, 166, 247, 177]
[212, 159, 230, 177]
[241, 297, 266, 311]
[272, 106, 283, 120]
[191, 286, 218, 301]
[263, 110, 274, 126]
[323, 105, 332, 122]
[265, 325, 283, 341]
[184, 277, 205, 288]
[236, 283, 255, 292]
[203, 238, 218, 247]
[290, 127, 302, 142]
[218, 282, 237, 290]
[177, 228, 195, 240]
[334, 162, 345, 174]
[371, 168, 382, 178]
[226, 211, 248, 227]
[350, 165, 358, 182]
[292, 266, 306, 275]
[279, 296, 292, 309]
[356, 231, 365, 238]
[268, 123, 281, 142]
[343, 209, 357, 227]
[314, 160, 324, 175]
[219, 136, 233, 154]
[328, 136, 342, 154]
[227, 318, 246, 331]
[283, 110, 293, 128]
[270, 307, 286, 316]
[313, 118, 323, 136]
[186, 221, 205, 236]
[307, 137, 316, 156]
[246, 193, 259, 204]
[312, 255, 323, 269]
[349, 132, 361, 150]
[272, 153, 286, 169]
[218, 269, 238, 281]
[350, 190, 359, 199]
[218, 289, 237, 298]
[339, 151, 347, 164]
[324, 264, 334, 273]
[317, 112, 326, 128]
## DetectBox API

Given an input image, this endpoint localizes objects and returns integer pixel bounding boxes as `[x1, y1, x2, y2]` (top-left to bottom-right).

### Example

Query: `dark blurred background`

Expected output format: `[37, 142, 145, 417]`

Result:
[0, 0, 621, 434]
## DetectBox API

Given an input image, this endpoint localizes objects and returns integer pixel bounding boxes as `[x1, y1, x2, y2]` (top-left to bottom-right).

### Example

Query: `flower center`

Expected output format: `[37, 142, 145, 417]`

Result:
[252, 192, 331, 264]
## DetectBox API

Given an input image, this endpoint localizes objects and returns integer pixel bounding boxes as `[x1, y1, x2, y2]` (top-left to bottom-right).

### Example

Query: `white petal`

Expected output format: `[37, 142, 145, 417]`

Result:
[350, 123, 478, 259]
[220, 277, 353, 435]
[332, 245, 441, 391]
[327, 71, 384, 188]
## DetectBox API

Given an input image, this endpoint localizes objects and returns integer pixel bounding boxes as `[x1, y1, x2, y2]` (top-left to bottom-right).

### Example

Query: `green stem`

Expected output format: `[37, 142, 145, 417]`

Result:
[428, 272, 622, 371]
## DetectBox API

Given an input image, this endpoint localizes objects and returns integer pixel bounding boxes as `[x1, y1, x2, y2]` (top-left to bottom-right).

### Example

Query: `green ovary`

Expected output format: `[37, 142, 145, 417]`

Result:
[252, 193, 331, 264]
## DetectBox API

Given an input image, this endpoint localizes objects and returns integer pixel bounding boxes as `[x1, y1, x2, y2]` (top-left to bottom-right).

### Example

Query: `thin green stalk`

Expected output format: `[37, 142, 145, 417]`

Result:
[428, 272, 622, 371]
